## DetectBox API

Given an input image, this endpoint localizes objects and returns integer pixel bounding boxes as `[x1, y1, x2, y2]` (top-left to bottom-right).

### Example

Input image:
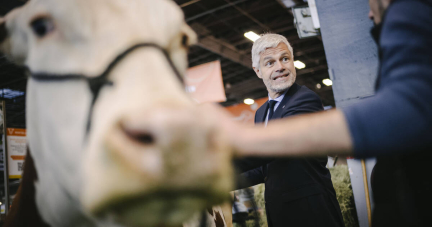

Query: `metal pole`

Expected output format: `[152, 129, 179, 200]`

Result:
[1, 100, 9, 215]
[361, 159, 372, 227]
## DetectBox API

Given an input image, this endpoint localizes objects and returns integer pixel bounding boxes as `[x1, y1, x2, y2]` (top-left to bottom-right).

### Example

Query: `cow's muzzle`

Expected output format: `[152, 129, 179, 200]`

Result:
[81, 107, 233, 227]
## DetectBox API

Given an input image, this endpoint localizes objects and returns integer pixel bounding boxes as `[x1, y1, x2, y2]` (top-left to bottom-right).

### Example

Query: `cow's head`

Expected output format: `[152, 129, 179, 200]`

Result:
[0, 0, 233, 226]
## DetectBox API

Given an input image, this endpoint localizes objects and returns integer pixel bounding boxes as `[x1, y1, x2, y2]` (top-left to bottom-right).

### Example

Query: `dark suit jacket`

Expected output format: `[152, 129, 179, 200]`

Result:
[235, 83, 344, 227]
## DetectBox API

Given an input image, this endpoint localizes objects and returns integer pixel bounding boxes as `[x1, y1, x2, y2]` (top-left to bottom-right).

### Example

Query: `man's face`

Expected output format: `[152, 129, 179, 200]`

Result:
[368, 0, 391, 24]
[254, 43, 296, 98]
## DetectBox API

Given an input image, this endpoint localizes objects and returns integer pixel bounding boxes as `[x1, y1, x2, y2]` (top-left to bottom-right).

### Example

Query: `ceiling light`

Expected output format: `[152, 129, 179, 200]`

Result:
[280, 0, 296, 8]
[0, 88, 25, 99]
[294, 60, 306, 69]
[316, 83, 321, 89]
[244, 98, 255, 105]
[244, 31, 260, 42]
[323, 79, 333, 86]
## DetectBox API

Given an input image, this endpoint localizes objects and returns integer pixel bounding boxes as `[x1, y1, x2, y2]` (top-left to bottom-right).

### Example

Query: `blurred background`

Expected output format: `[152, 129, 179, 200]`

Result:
[0, 1, 378, 227]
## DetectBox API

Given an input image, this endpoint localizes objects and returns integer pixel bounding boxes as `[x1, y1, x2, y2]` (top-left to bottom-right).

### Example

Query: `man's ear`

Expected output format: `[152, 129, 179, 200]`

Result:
[253, 67, 262, 79]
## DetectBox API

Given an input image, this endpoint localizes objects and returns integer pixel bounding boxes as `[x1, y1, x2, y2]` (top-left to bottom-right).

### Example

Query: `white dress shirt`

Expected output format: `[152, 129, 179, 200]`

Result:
[265, 89, 288, 126]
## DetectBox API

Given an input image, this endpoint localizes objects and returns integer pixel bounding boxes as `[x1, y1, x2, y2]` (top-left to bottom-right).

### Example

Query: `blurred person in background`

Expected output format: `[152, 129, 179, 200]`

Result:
[224, 0, 432, 226]
[234, 33, 344, 227]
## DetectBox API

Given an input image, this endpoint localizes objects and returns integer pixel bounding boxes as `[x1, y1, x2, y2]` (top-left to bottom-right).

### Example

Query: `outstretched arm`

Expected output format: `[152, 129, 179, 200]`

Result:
[233, 109, 353, 157]
[233, 87, 328, 170]
[229, 0, 432, 159]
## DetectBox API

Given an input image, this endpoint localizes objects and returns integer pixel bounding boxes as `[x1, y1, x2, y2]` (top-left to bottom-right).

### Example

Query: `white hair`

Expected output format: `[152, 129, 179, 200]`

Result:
[251, 33, 294, 69]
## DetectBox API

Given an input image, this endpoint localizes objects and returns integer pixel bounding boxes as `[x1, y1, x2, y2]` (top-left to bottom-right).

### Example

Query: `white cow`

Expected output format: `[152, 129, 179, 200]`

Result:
[0, 0, 233, 226]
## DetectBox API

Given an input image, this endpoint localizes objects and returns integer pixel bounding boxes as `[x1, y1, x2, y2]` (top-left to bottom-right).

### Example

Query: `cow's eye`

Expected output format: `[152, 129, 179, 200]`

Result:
[30, 17, 54, 38]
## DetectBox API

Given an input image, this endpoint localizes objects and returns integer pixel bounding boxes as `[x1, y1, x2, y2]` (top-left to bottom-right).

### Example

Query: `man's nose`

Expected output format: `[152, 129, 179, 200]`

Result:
[275, 61, 286, 72]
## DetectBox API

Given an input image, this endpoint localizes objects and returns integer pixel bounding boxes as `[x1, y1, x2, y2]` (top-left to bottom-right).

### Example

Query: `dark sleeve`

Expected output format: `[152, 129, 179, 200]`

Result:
[235, 167, 265, 190]
[234, 88, 324, 172]
[341, 0, 432, 157]
[233, 157, 274, 173]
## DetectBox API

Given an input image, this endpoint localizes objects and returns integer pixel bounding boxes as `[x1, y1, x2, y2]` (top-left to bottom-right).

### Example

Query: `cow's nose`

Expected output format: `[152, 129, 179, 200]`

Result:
[106, 107, 217, 176]
[119, 107, 206, 148]
[122, 126, 155, 145]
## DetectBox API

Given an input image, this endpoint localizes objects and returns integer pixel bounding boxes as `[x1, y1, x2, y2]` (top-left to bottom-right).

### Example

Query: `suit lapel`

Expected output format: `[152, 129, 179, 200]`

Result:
[272, 83, 299, 119]
[255, 101, 269, 123]
[255, 83, 299, 122]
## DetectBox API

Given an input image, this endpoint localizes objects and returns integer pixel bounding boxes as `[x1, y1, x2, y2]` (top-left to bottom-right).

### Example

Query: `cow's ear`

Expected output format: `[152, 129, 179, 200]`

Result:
[182, 24, 197, 46]
[0, 19, 7, 44]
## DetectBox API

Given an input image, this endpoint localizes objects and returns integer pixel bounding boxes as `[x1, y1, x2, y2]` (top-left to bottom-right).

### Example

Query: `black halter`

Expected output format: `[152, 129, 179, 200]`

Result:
[29, 43, 184, 135]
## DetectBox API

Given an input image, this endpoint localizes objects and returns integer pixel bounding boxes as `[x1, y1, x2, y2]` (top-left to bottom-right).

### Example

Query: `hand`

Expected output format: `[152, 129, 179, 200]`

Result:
[197, 103, 250, 157]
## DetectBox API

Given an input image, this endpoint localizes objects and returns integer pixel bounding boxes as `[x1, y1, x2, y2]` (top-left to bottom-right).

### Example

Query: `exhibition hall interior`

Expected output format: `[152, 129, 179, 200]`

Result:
[1, 0, 429, 227]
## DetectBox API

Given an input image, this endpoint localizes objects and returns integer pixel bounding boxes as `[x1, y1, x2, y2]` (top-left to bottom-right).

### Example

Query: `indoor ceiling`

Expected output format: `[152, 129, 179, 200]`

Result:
[0, 0, 334, 128]
[175, 0, 334, 106]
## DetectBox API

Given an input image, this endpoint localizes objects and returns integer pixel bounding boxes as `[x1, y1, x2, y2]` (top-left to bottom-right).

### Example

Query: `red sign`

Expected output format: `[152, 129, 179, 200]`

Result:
[185, 61, 226, 103]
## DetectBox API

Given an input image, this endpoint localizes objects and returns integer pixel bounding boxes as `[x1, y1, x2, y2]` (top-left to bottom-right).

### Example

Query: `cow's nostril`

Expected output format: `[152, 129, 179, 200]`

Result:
[122, 126, 155, 145]
[131, 133, 154, 144]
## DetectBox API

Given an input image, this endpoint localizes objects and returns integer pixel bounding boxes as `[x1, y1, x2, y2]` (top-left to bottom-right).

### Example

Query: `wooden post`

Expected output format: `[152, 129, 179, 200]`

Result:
[361, 159, 372, 227]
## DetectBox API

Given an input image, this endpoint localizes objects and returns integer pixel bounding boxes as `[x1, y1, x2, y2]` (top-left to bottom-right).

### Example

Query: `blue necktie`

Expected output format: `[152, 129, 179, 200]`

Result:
[267, 100, 277, 120]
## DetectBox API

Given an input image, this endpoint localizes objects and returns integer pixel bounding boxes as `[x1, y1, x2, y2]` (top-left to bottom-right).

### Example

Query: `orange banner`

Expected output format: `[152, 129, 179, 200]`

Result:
[185, 60, 226, 103]
[7, 128, 26, 136]
[225, 97, 268, 125]
[11, 155, 25, 160]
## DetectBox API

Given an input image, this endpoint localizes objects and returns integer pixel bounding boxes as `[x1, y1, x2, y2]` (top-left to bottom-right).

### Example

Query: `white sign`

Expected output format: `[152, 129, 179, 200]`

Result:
[293, 6, 320, 39]
[7, 128, 27, 179]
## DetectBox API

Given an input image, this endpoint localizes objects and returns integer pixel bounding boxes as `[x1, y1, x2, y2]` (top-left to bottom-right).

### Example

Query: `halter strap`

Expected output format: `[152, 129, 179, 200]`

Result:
[30, 43, 184, 135]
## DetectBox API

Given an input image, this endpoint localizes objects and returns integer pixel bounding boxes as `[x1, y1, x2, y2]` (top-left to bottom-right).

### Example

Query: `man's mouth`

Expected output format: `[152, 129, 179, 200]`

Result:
[272, 73, 289, 80]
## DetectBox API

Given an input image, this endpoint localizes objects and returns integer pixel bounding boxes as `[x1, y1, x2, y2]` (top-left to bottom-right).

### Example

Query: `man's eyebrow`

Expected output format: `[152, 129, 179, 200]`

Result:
[263, 56, 273, 61]
[262, 51, 291, 62]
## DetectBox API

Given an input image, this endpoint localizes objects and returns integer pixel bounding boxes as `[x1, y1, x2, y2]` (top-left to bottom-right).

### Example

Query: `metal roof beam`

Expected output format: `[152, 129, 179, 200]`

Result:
[188, 52, 215, 65]
[197, 37, 252, 68]
[180, 0, 202, 8]
[223, 0, 272, 31]
[201, 0, 276, 27]
[186, 0, 249, 22]
[190, 23, 252, 69]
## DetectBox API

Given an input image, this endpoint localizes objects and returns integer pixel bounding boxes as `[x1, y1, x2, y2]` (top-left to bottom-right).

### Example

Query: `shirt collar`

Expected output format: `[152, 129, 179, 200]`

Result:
[268, 89, 288, 102]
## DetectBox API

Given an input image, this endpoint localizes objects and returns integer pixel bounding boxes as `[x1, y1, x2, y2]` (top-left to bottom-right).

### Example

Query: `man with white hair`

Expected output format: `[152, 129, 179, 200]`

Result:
[226, 0, 432, 226]
[234, 33, 344, 227]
